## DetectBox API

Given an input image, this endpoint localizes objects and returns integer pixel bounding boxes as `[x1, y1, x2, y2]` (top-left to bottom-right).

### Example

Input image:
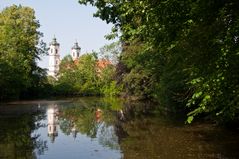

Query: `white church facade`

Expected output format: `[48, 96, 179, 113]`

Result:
[48, 37, 81, 78]
[48, 37, 60, 78]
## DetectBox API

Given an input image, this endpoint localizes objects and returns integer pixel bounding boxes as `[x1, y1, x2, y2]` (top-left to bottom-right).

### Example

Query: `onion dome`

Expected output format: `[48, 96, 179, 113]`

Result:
[72, 42, 81, 50]
[50, 37, 60, 46]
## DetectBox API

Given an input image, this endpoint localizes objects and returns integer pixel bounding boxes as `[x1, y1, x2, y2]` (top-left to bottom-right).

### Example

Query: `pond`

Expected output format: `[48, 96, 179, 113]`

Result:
[0, 97, 239, 159]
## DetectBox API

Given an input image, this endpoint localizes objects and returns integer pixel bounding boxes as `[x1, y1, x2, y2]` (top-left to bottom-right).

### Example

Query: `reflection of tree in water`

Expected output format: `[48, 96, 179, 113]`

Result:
[59, 119, 73, 136]
[58, 100, 122, 150]
[98, 124, 120, 150]
[59, 103, 100, 138]
[0, 112, 47, 159]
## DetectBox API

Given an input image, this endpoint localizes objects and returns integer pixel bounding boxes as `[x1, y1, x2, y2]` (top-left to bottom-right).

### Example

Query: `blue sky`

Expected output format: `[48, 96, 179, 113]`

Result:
[0, 0, 115, 68]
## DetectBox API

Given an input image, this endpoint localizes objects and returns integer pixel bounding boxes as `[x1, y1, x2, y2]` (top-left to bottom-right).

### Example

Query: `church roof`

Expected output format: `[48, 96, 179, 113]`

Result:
[96, 59, 112, 69]
[50, 37, 60, 46]
[72, 42, 81, 50]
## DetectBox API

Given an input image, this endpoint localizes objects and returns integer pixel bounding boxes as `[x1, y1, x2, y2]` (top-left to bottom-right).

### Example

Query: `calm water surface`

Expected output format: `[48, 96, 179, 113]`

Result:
[0, 97, 239, 159]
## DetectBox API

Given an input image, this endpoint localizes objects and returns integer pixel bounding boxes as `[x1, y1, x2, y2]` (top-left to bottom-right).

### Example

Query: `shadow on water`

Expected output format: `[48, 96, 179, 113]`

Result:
[0, 97, 239, 159]
[114, 101, 239, 159]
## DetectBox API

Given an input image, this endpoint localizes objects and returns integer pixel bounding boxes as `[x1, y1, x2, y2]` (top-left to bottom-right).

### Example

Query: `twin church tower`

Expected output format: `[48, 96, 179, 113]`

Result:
[48, 37, 81, 78]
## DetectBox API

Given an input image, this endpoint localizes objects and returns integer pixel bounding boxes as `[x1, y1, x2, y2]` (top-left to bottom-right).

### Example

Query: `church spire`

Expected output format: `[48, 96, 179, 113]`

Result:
[48, 36, 60, 78]
[71, 40, 81, 60]
[72, 41, 81, 50]
[50, 36, 60, 46]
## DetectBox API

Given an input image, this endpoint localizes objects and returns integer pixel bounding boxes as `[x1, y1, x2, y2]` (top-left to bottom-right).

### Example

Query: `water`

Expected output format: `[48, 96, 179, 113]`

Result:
[0, 97, 239, 159]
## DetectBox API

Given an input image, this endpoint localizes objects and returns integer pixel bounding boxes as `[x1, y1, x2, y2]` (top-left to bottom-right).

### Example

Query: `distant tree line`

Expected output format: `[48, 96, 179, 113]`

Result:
[51, 46, 122, 97]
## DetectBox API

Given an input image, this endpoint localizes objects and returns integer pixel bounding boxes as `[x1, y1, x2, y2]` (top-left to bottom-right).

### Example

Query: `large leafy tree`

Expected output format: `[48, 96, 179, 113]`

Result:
[79, 0, 239, 123]
[0, 5, 46, 99]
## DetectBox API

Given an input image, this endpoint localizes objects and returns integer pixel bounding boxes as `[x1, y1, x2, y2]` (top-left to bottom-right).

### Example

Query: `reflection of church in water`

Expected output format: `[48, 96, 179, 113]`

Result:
[47, 104, 59, 143]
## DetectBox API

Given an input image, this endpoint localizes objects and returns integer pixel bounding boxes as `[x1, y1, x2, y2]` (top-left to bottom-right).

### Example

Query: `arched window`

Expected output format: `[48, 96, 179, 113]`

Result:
[73, 52, 75, 57]
[55, 49, 58, 54]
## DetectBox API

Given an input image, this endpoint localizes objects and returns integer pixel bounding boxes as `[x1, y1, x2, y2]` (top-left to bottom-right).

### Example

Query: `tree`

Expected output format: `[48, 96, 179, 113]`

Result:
[0, 5, 47, 99]
[99, 41, 121, 65]
[56, 53, 100, 95]
[79, 0, 239, 123]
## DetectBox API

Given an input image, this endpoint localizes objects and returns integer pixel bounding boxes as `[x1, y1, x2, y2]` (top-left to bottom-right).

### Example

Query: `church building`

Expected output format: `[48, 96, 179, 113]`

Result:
[48, 37, 81, 78]
[48, 37, 110, 78]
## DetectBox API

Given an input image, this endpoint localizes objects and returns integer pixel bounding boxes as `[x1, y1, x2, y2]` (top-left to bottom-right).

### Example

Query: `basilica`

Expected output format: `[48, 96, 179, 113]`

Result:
[48, 37, 81, 78]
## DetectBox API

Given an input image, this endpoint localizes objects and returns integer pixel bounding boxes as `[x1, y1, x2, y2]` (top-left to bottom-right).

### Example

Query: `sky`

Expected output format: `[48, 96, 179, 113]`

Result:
[0, 0, 115, 68]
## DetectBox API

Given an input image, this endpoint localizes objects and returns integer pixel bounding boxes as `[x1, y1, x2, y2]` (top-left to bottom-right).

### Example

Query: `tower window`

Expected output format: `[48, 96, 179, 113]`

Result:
[51, 49, 53, 53]
[56, 49, 58, 54]
[73, 52, 75, 57]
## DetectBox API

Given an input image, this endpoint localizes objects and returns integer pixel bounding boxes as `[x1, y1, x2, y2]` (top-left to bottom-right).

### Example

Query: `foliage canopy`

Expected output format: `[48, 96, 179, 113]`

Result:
[0, 5, 47, 100]
[79, 0, 239, 123]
